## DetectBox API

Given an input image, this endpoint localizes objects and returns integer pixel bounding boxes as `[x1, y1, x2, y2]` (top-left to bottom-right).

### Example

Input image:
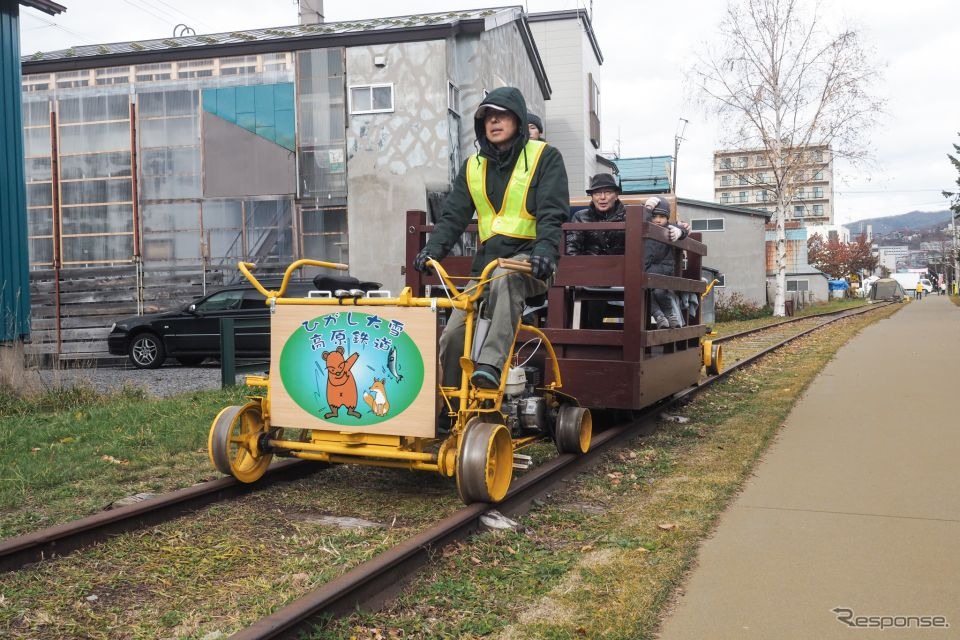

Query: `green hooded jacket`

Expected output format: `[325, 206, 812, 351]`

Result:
[423, 87, 569, 276]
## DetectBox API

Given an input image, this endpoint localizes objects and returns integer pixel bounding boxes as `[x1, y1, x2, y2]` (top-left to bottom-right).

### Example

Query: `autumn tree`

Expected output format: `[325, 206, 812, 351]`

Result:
[691, 0, 884, 315]
[807, 232, 877, 279]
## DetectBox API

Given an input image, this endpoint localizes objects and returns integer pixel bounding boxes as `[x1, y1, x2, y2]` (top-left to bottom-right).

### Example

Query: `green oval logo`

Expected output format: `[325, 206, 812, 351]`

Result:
[278, 311, 426, 426]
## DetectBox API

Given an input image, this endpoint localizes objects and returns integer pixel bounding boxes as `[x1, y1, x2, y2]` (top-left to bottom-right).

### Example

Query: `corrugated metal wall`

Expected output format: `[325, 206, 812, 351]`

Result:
[0, 0, 31, 341]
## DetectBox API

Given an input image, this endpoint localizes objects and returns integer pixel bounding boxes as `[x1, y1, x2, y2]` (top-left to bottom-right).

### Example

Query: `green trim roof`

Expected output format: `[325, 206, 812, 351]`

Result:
[612, 155, 672, 194]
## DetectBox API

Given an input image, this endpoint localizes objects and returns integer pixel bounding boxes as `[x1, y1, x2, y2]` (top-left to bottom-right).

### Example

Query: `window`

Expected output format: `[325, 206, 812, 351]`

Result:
[738, 191, 748, 203]
[813, 204, 824, 215]
[447, 81, 461, 115]
[755, 191, 767, 202]
[814, 150, 824, 162]
[797, 187, 805, 199]
[588, 73, 601, 149]
[95, 66, 130, 86]
[197, 289, 244, 311]
[721, 193, 730, 203]
[349, 84, 394, 114]
[812, 169, 824, 180]
[786, 280, 809, 292]
[756, 172, 766, 183]
[720, 175, 731, 186]
[738, 156, 748, 168]
[755, 154, 766, 167]
[219, 55, 257, 76]
[135, 63, 172, 83]
[739, 175, 748, 185]
[813, 187, 823, 198]
[794, 205, 805, 217]
[55, 70, 90, 89]
[691, 218, 725, 232]
[720, 157, 731, 169]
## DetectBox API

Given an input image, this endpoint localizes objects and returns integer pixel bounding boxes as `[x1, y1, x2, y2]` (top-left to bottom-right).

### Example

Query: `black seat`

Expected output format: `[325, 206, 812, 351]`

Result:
[312, 274, 382, 293]
[525, 292, 547, 307]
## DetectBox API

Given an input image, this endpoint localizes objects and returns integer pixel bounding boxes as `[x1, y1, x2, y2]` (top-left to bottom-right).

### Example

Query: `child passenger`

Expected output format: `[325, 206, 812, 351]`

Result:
[644, 196, 688, 329]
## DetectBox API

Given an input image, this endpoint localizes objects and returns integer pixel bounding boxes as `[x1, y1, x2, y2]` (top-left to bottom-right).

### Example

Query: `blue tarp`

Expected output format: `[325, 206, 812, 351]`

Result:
[828, 279, 850, 290]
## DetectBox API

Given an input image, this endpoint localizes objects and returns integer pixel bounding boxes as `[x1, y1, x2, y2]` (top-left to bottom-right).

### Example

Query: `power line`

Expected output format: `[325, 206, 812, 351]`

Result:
[122, 0, 177, 27]
[151, 0, 217, 32]
[20, 9, 96, 44]
[836, 188, 952, 195]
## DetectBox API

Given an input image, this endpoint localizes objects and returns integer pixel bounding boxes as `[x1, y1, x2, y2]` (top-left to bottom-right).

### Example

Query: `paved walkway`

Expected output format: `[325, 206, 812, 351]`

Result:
[657, 294, 960, 639]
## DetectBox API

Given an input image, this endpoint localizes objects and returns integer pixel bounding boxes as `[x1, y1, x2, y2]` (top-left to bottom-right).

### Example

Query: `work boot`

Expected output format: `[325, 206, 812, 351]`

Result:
[470, 363, 501, 389]
[654, 314, 669, 329]
[668, 315, 682, 329]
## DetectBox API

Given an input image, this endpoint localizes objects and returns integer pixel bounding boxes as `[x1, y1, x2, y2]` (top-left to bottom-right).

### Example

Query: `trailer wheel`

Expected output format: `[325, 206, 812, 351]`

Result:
[704, 340, 723, 376]
[456, 420, 513, 504]
[555, 405, 592, 454]
[208, 402, 272, 483]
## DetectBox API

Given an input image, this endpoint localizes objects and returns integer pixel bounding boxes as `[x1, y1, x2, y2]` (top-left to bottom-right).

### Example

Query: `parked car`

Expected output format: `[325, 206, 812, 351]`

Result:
[107, 282, 314, 369]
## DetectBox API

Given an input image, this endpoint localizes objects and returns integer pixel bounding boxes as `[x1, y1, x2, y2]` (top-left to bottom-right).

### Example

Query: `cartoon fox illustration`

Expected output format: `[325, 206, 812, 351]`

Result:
[362, 378, 390, 416]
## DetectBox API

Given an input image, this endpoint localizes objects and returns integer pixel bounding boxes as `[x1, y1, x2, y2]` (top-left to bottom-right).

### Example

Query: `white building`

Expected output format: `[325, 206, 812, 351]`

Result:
[528, 9, 612, 193]
[713, 144, 834, 224]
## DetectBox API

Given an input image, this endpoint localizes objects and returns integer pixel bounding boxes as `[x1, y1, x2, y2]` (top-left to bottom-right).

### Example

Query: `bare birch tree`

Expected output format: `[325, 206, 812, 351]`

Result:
[691, 0, 884, 315]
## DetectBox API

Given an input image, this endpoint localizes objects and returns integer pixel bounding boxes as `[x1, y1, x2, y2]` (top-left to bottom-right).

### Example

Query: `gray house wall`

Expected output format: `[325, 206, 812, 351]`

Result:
[478, 20, 545, 118]
[345, 20, 546, 293]
[678, 199, 769, 307]
[345, 40, 450, 291]
[529, 11, 603, 194]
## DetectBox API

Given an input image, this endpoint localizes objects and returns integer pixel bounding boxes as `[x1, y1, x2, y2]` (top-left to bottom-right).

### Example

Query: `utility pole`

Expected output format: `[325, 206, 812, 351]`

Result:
[672, 118, 688, 193]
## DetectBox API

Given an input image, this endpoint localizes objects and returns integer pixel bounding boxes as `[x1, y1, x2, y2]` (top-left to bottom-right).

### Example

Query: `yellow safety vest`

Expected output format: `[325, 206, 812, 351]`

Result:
[466, 139, 547, 242]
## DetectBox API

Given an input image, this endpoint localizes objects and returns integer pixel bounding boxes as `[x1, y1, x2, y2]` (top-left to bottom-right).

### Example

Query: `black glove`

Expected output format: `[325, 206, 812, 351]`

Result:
[530, 254, 555, 280]
[413, 249, 434, 275]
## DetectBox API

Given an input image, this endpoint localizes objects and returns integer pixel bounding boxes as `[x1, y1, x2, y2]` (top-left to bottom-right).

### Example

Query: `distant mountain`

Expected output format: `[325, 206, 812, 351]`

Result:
[844, 210, 953, 237]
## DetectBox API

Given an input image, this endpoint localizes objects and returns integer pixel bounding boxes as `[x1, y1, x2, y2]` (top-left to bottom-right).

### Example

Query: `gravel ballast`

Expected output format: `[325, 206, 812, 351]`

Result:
[33, 362, 249, 398]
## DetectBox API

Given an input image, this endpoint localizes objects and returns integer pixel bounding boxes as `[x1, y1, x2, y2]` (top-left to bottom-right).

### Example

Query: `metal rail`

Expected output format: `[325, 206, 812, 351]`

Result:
[0, 302, 896, 636]
[224, 302, 897, 639]
[0, 460, 322, 572]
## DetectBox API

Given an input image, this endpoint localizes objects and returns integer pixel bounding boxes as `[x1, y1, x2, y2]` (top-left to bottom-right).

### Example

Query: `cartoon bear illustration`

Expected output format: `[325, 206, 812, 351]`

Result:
[321, 346, 361, 419]
[362, 378, 390, 416]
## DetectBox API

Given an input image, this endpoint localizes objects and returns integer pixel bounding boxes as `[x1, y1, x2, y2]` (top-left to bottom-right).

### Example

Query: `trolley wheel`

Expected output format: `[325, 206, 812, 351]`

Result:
[555, 405, 592, 454]
[456, 420, 513, 504]
[704, 340, 723, 376]
[208, 402, 272, 483]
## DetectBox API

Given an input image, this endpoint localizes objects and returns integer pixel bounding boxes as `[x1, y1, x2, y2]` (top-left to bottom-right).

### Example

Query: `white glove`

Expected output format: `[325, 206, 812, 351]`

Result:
[668, 226, 681, 241]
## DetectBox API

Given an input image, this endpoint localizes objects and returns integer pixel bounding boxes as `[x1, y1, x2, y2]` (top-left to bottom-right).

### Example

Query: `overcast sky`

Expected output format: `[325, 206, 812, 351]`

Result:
[17, 0, 960, 225]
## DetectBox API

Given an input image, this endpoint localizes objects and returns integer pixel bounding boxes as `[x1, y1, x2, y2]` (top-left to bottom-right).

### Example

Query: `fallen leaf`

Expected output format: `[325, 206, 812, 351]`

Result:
[101, 455, 128, 465]
[506, 546, 517, 555]
[580, 544, 593, 552]
[657, 523, 678, 531]
[469, 556, 482, 566]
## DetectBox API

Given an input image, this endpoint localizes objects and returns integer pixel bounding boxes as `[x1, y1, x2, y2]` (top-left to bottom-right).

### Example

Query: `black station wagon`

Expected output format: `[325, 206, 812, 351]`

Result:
[107, 282, 314, 369]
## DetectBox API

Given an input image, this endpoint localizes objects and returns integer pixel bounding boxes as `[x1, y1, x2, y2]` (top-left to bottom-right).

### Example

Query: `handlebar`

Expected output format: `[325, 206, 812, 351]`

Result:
[238, 259, 349, 299]
[701, 278, 719, 300]
[426, 257, 532, 304]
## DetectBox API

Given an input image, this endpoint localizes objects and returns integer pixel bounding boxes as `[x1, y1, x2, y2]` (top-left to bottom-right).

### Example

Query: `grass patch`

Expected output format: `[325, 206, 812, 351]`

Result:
[711, 297, 867, 337]
[307, 303, 900, 639]
[0, 467, 463, 639]
[0, 383, 251, 538]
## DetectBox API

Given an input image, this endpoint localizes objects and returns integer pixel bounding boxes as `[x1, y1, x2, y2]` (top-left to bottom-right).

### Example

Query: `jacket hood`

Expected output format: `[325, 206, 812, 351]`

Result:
[474, 86, 529, 163]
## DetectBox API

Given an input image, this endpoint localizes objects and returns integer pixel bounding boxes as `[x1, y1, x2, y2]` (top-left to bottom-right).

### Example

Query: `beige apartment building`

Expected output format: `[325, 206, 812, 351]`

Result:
[713, 144, 834, 224]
